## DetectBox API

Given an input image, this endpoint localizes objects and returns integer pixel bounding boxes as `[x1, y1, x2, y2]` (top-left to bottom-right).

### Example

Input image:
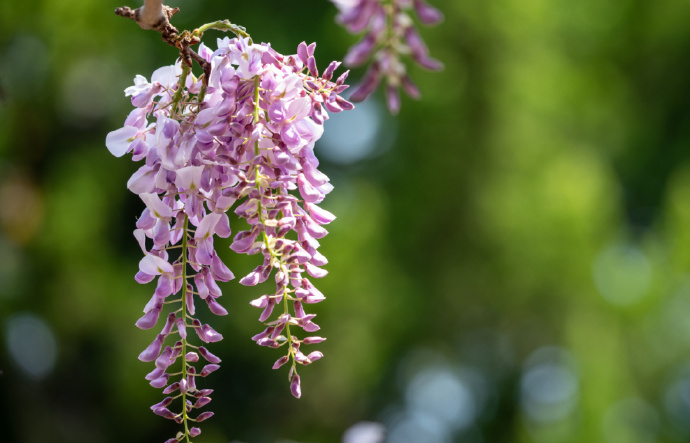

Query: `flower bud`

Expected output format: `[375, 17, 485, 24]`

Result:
[195, 411, 214, 422]
[290, 374, 302, 399]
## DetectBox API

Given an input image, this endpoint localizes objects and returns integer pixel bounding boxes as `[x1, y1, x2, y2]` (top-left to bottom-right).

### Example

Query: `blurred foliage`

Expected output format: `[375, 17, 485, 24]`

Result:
[2, 0, 690, 442]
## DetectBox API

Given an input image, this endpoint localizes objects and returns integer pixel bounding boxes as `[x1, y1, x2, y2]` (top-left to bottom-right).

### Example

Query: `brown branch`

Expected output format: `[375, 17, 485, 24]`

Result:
[115, 0, 179, 31]
[115, 4, 179, 41]
[115, 2, 210, 88]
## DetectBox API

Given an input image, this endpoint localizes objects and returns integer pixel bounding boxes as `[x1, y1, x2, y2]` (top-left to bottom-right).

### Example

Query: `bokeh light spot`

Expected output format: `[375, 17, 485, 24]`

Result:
[6, 313, 58, 380]
[663, 370, 690, 435]
[521, 347, 579, 424]
[406, 366, 478, 431]
[342, 421, 385, 443]
[387, 411, 450, 443]
[592, 242, 652, 307]
[318, 99, 395, 164]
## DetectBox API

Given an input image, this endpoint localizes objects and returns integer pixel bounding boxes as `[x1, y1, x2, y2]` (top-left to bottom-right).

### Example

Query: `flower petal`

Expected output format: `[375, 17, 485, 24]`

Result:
[106, 126, 139, 157]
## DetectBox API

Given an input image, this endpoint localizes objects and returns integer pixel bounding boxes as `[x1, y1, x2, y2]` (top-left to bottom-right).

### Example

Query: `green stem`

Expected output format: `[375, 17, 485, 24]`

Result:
[197, 83, 208, 108]
[253, 76, 261, 125]
[172, 64, 191, 118]
[250, 74, 296, 374]
[180, 214, 191, 443]
[194, 20, 252, 43]
[281, 263, 295, 374]
[384, 0, 396, 49]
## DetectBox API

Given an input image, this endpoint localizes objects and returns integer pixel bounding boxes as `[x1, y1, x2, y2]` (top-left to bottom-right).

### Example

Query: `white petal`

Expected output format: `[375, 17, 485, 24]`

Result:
[139, 254, 173, 275]
[305, 202, 336, 224]
[214, 194, 236, 213]
[127, 165, 157, 194]
[195, 213, 222, 239]
[174, 165, 205, 191]
[295, 118, 323, 144]
[140, 193, 173, 219]
[105, 126, 138, 157]
[133, 229, 148, 254]
[151, 64, 181, 88]
[287, 97, 312, 122]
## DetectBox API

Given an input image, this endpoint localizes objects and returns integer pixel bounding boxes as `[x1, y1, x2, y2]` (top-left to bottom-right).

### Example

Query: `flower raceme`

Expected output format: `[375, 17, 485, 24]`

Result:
[106, 36, 352, 441]
[330, 0, 443, 113]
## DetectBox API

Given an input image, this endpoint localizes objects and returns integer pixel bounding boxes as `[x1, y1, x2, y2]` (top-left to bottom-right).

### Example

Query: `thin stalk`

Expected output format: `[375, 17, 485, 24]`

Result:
[172, 64, 191, 118]
[250, 74, 296, 372]
[194, 20, 251, 42]
[180, 214, 192, 442]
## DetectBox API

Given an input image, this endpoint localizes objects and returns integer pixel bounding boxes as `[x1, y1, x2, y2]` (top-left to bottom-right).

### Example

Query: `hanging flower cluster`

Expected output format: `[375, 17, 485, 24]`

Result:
[106, 34, 351, 441]
[330, 0, 443, 113]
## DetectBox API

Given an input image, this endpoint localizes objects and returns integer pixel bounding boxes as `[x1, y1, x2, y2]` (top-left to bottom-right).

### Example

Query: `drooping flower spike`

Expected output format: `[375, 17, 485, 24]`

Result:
[330, 0, 443, 113]
[107, 31, 351, 441]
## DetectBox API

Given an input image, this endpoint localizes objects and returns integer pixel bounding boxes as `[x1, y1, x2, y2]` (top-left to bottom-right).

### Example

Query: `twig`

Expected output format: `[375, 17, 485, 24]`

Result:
[115, 2, 206, 78]
[115, 2, 246, 91]
[115, 0, 179, 34]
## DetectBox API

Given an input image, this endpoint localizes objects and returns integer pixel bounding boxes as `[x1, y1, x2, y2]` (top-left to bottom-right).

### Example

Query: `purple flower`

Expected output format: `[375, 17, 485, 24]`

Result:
[150, 373, 169, 389]
[290, 373, 302, 398]
[344, 33, 377, 67]
[138, 334, 165, 362]
[105, 126, 139, 157]
[413, 0, 444, 25]
[201, 364, 220, 377]
[135, 302, 163, 329]
[198, 346, 222, 364]
[332, 0, 443, 112]
[152, 406, 177, 420]
[194, 320, 223, 343]
[195, 411, 214, 422]
[108, 35, 350, 438]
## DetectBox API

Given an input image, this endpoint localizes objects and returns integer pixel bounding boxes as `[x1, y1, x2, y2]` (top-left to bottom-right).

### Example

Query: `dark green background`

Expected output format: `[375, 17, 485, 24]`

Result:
[2, 0, 690, 442]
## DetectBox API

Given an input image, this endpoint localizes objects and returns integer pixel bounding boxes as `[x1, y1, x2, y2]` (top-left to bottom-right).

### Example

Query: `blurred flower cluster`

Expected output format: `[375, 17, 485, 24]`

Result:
[331, 0, 443, 113]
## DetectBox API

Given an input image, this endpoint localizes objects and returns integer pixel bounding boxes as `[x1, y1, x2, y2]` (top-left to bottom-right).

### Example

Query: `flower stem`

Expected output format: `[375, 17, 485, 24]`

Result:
[281, 263, 295, 374]
[180, 213, 192, 443]
[250, 74, 296, 374]
[172, 64, 191, 118]
[194, 20, 251, 43]
[253, 75, 260, 125]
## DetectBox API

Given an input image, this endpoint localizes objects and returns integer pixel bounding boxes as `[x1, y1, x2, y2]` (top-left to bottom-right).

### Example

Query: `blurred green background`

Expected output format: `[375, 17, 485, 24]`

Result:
[2, 0, 690, 442]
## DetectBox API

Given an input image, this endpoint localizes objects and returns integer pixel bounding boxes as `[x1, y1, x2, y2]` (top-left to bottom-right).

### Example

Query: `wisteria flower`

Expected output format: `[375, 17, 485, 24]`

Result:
[107, 26, 351, 441]
[331, 0, 443, 113]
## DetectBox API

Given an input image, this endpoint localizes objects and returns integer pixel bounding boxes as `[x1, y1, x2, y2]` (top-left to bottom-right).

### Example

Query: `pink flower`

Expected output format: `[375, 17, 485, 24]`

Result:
[332, 0, 443, 112]
[108, 32, 351, 438]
